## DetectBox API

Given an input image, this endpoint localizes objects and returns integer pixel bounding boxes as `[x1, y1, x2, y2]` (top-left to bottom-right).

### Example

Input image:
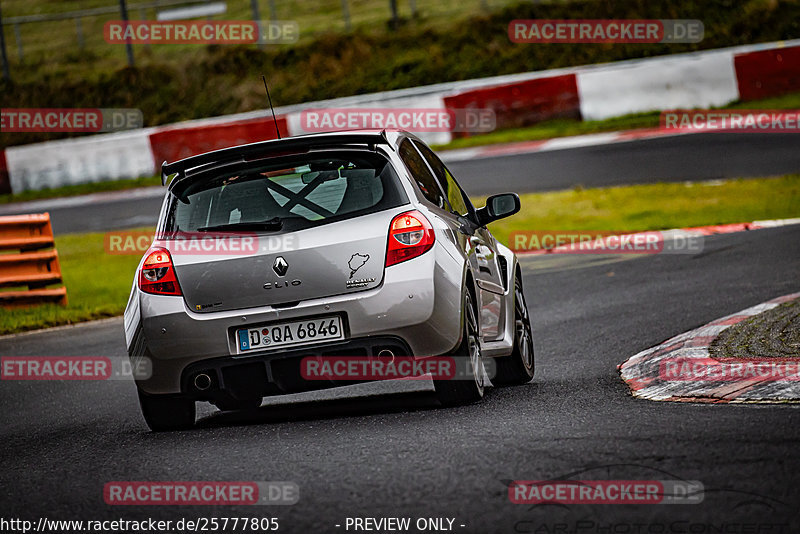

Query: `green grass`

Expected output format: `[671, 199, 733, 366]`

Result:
[0, 229, 148, 335]
[2, 174, 798, 335]
[434, 91, 800, 151]
[3, 0, 506, 81]
[483, 174, 800, 250]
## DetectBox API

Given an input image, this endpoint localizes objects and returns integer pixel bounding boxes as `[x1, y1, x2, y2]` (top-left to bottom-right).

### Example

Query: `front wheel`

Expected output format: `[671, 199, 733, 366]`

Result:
[434, 290, 485, 406]
[493, 274, 535, 386]
[137, 390, 195, 431]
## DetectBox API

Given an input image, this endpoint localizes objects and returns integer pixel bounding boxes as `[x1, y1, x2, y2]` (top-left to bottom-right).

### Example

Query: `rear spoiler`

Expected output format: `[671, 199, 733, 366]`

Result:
[160, 130, 393, 186]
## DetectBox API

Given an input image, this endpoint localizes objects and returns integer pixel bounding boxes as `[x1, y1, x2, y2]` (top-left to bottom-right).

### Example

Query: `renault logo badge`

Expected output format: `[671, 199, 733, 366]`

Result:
[273, 256, 289, 277]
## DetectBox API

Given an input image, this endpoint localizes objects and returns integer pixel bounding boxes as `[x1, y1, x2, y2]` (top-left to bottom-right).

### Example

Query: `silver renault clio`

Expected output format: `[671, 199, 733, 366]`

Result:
[124, 130, 534, 430]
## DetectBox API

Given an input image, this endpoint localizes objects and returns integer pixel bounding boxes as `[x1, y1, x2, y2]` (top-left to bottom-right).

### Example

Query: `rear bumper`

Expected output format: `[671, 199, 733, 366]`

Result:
[130, 250, 464, 395]
[178, 336, 412, 401]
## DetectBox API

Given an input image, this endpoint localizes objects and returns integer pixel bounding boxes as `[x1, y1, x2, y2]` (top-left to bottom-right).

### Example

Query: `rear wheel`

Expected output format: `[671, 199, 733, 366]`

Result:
[137, 390, 195, 432]
[434, 290, 485, 406]
[493, 273, 535, 386]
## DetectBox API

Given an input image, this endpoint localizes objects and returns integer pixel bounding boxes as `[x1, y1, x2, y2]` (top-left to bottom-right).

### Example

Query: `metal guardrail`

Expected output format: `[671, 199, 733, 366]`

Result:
[0, 213, 68, 308]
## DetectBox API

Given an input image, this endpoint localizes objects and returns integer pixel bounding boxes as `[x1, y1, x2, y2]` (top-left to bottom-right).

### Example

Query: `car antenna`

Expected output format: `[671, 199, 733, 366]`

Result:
[261, 74, 281, 139]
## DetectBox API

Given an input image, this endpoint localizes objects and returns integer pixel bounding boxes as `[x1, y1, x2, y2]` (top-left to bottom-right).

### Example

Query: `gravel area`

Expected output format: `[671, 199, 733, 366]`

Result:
[710, 298, 800, 360]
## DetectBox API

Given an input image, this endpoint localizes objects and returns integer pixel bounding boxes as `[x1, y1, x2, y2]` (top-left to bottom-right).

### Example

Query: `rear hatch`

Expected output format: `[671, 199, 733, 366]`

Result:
[161, 150, 408, 312]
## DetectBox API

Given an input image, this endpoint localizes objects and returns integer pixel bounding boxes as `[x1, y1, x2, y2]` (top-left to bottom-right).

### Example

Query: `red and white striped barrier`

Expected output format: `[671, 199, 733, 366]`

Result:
[4, 128, 157, 193]
[0, 150, 9, 195]
[443, 74, 581, 138]
[4, 39, 799, 193]
[148, 115, 290, 166]
[734, 44, 800, 101]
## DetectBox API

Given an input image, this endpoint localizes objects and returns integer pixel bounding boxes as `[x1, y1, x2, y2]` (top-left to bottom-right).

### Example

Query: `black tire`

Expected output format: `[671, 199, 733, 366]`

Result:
[493, 273, 535, 386]
[433, 290, 485, 406]
[137, 389, 196, 432]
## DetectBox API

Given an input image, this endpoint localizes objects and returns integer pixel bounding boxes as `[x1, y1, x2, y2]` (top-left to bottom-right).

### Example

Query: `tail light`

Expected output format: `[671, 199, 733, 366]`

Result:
[138, 247, 182, 296]
[386, 210, 435, 267]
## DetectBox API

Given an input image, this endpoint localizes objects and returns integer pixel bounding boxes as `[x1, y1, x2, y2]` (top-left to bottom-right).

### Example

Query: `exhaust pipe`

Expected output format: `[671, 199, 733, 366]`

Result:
[377, 349, 396, 363]
[193, 373, 212, 391]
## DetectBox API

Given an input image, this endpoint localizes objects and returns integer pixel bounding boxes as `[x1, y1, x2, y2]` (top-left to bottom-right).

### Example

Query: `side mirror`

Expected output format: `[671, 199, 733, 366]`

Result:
[476, 193, 520, 226]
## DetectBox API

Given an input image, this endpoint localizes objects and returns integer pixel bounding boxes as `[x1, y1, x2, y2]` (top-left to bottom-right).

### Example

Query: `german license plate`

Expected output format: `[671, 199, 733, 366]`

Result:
[237, 316, 343, 352]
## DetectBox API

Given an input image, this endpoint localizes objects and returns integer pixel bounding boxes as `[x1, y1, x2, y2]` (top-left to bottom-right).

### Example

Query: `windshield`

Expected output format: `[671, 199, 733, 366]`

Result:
[164, 151, 407, 234]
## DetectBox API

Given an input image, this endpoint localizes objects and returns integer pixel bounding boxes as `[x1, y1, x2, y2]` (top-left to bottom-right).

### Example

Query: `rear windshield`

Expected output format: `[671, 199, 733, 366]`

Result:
[164, 151, 407, 234]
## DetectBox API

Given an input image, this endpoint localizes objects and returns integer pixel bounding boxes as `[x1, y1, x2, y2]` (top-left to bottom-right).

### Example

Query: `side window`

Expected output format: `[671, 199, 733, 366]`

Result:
[398, 139, 447, 209]
[413, 140, 471, 217]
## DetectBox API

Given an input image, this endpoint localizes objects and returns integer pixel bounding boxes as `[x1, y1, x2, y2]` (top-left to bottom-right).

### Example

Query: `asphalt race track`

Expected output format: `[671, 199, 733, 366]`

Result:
[2, 225, 799, 530]
[449, 132, 800, 196]
[1, 132, 798, 234]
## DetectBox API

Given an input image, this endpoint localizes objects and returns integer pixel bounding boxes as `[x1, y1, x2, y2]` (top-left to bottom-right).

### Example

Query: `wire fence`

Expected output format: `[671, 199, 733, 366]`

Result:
[0, 0, 505, 81]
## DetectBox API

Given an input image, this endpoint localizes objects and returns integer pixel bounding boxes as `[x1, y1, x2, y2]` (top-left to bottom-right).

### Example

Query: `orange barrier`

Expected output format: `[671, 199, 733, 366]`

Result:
[0, 213, 67, 308]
